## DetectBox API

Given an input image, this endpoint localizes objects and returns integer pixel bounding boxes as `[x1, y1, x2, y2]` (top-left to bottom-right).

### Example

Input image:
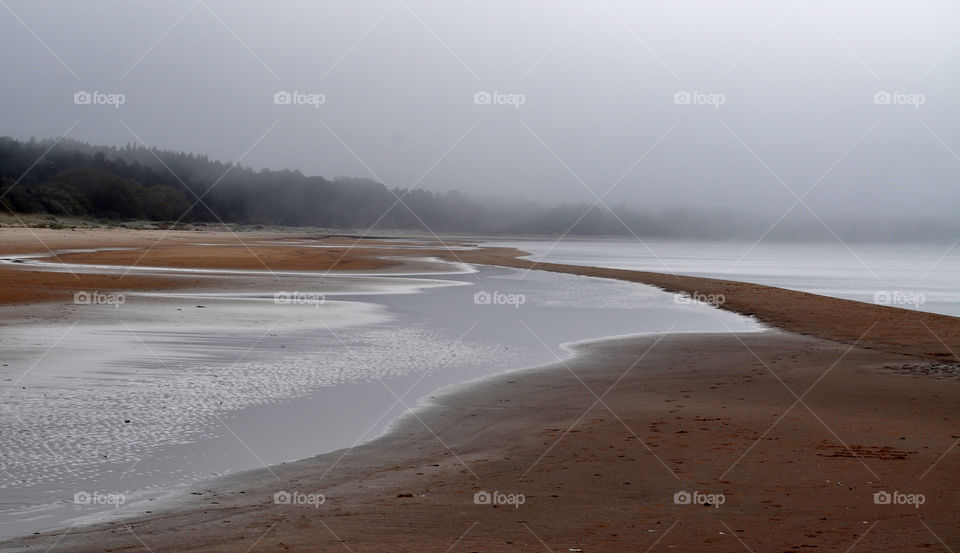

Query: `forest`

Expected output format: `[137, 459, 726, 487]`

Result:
[0, 136, 948, 242]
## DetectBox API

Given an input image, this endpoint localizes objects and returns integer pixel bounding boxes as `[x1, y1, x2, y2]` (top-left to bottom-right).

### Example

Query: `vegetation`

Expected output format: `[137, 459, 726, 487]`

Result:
[1, 136, 952, 241]
[0, 136, 701, 236]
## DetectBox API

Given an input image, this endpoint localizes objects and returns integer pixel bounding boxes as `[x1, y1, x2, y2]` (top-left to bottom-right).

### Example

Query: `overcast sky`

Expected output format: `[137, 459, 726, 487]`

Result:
[1, 0, 958, 221]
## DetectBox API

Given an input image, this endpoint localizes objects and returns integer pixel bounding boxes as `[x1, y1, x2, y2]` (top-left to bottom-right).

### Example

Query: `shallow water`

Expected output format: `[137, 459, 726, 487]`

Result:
[496, 239, 960, 317]
[0, 255, 758, 538]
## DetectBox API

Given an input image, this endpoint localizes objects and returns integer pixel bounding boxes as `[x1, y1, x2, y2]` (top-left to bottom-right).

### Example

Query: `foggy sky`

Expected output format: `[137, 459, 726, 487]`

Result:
[1, 0, 958, 224]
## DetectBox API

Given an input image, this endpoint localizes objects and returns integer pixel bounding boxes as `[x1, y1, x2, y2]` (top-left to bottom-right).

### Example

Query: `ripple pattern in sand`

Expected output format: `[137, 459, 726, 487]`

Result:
[0, 325, 515, 489]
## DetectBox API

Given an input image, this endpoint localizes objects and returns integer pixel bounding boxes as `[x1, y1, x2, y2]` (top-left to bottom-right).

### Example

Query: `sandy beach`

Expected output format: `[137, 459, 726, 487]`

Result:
[5, 1, 957, 549]
[0, 228, 458, 305]
[1, 230, 958, 552]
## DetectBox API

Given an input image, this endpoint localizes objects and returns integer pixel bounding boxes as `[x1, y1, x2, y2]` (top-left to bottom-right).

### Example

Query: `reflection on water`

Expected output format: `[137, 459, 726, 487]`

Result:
[0, 257, 758, 538]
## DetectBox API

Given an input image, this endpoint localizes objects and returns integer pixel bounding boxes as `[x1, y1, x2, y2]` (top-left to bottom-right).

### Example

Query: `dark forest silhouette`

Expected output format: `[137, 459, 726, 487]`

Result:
[1, 136, 950, 242]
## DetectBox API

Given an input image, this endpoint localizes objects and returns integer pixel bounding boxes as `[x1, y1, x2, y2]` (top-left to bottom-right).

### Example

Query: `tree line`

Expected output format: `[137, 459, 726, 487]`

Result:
[0, 136, 951, 241]
[0, 136, 706, 235]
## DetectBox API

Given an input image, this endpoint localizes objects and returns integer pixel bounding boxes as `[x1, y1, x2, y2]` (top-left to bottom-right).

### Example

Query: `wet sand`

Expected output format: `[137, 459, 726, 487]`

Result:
[3, 333, 956, 552]
[0, 228, 455, 305]
[446, 246, 960, 361]
[1, 230, 958, 552]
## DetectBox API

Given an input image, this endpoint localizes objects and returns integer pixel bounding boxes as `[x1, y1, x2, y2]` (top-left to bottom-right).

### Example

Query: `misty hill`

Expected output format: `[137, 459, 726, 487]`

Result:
[0, 136, 953, 242]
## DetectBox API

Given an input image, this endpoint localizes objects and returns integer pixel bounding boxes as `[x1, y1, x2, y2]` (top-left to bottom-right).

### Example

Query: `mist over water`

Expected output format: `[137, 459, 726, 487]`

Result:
[501, 239, 960, 317]
[1, 2, 959, 549]
[1, 0, 958, 239]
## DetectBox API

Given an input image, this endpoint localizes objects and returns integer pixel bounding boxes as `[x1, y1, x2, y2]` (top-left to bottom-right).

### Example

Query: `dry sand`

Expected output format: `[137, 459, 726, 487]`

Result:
[1, 229, 958, 552]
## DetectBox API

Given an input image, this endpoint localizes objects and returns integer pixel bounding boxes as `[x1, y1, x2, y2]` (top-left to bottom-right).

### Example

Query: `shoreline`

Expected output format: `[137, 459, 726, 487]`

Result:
[440, 246, 960, 361]
[2, 230, 958, 551]
[4, 330, 957, 552]
[0, 228, 473, 306]
[5, 227, 958, 364]
[378, 327, 768, 439]
[57, 327, 744, 539]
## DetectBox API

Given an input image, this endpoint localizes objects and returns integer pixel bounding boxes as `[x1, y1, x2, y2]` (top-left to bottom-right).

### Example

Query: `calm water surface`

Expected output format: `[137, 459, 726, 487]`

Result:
[494, 239, 960, 317]
[0, 251, 758, 538]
